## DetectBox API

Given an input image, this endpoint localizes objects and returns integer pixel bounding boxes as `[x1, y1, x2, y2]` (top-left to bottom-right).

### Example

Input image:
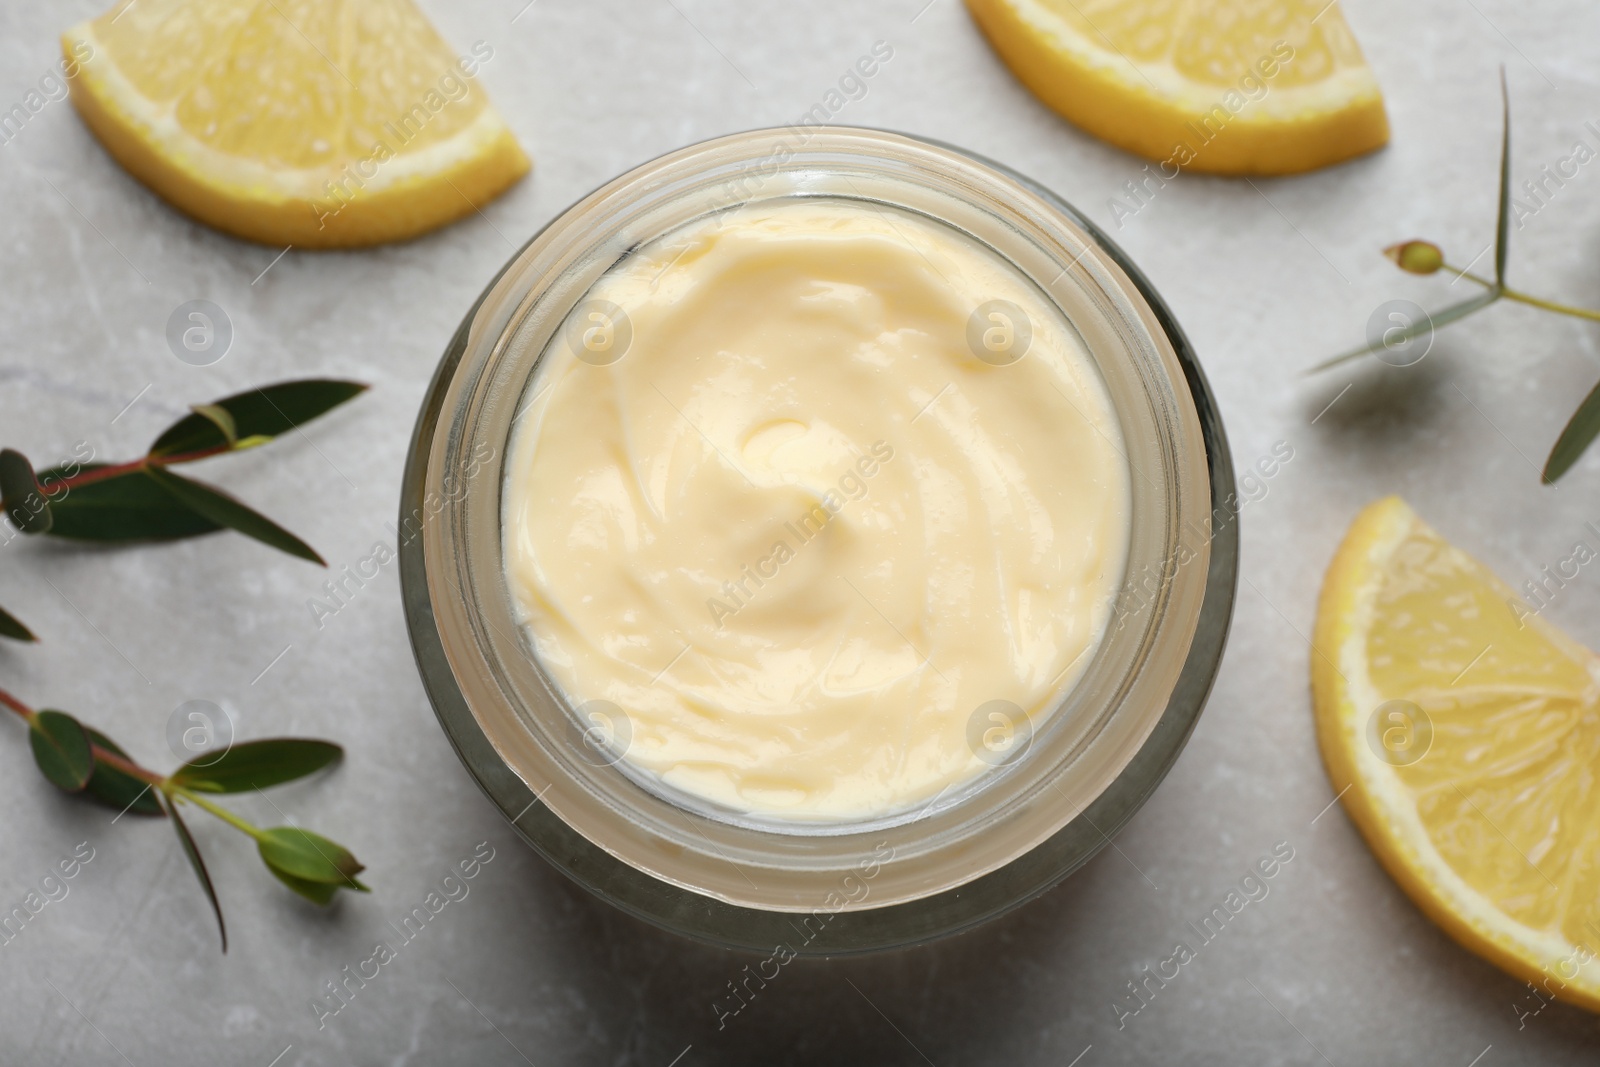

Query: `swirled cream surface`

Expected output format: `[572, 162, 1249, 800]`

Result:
[503, 198, 1130, 821]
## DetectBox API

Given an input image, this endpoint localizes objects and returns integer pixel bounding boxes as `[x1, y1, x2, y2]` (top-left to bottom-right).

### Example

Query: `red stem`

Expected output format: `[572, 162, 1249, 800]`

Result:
[89, 746, 165, 786]
[0, 685, 30, 720]
[44, 445, 231, 494]
[0, 684, 166, 786]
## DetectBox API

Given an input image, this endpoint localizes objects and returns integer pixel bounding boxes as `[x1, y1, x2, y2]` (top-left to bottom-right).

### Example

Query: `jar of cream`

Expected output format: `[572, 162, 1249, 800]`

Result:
[401, 128, 1236, 952]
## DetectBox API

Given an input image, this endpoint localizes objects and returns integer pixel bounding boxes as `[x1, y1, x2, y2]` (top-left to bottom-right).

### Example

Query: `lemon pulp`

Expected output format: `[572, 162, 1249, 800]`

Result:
[965, 0, 1388, 175]
[1314, 496, 1600, 1010]
[63, 0, 530, 247]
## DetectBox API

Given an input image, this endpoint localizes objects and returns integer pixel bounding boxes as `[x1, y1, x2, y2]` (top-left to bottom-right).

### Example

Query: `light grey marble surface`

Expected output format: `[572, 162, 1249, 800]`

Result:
[4, 0, 1600, 1064]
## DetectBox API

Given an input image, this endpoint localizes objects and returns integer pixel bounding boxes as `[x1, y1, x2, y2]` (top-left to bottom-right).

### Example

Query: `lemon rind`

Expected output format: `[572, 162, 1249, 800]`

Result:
[965, 0, 1389, 176]
[63, 20, 531, 248]
[1314, 496, 1600, 1011]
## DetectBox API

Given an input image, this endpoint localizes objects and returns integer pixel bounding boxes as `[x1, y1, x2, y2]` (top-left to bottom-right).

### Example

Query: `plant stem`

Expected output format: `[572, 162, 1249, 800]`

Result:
[171, 787, 263, 840]
[90, 746, 165, 785]
[0, 685, 31, 721]
[1502, 289, 1600, 322]
[43, 445, 232, 494]
[7, 682, 262, 835]
[1, 683, 165, 786]
[1441, 263, 1499, 290]
[1440, 261, 1600, 322]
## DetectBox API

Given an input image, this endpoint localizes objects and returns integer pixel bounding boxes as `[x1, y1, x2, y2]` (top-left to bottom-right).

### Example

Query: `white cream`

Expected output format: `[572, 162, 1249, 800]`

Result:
[503, 198, 1130, 820]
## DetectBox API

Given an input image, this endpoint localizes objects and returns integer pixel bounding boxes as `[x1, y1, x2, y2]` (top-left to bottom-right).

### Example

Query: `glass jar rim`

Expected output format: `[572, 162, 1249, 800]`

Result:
[402, 127, 1234, 940]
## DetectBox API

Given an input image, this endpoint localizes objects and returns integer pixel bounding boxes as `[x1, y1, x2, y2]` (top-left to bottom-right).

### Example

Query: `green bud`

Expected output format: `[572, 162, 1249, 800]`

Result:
[1384, 241, 1444, 275]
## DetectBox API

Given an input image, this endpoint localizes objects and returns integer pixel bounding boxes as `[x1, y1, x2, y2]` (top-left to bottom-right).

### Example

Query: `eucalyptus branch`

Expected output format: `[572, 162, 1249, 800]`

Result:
[43, 443, 233, 492]
[1309, 72, 1600, 483]
[1501, 288, 1600, 323]
[0, 378, 365, 641]
[0, 683, 367, 952]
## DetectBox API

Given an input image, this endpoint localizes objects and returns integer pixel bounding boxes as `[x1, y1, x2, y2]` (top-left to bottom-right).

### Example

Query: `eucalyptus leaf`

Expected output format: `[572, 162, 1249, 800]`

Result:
[0, 448, 52, 534]
[257, 827, 367, 890]
[35, 464, 224, 541]
[1309, 291, 1500, 373]
[165, 795, 227, 952]
[190, 404, 239, 446]
[29, 709, 92, 792]
[171, 738, 343, 794]
[1495, 68, 1511, 288]
[1543, 377, 1600, 483]
[144, 466, 324, 565]
[83, 728, 162, 816]
[0, 602, 36, 642]
[149, 379, 367, 459]
[1407, 291, 1502, 332]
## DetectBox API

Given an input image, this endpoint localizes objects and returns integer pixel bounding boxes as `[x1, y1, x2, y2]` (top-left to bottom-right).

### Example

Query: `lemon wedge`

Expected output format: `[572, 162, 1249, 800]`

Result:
[964, 0, 1388, 175]
[62, 0, 530, 248]
[1314, 496, 1600, 1010]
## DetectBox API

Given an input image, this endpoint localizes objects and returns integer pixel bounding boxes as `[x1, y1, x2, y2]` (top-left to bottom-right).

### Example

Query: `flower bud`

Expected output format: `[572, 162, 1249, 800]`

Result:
[1384, 241, 1444, 275]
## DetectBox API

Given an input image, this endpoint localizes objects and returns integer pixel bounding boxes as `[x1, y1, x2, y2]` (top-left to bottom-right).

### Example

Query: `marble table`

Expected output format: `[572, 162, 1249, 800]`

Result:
[2, 0, 1598, 1062]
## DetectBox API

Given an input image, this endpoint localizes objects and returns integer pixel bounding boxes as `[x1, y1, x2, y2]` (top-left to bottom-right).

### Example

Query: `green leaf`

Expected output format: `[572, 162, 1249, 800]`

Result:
[35, 465, 224, 541]
[190, 404, 238, 447]
[1308, 291, 1501, 373]
[258, 826, 368, 890]
[163, 794, 227, 952]
[0, 449, 52, 534]
[83, 728, 163, 816]
[0, 602, 36, 642]
[143, 466, 324, 565]
[1495, 67, 1511, 288]
[149, 379, 368, 459]
[170, 738, 343, 794]
[29, 709, 92, 792]
[265, 864, 341, 905]
[1543, 377, 1600, 483]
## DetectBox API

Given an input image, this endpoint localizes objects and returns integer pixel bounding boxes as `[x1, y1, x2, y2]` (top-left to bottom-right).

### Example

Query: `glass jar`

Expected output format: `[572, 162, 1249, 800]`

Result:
[400, 127, 1236, 953]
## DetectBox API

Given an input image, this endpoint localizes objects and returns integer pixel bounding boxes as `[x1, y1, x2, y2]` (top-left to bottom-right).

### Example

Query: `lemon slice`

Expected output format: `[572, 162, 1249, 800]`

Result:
[964, 0, 1388, 175]
[62, 0, 530, 248]
[1314, 496, 1600, 1010]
